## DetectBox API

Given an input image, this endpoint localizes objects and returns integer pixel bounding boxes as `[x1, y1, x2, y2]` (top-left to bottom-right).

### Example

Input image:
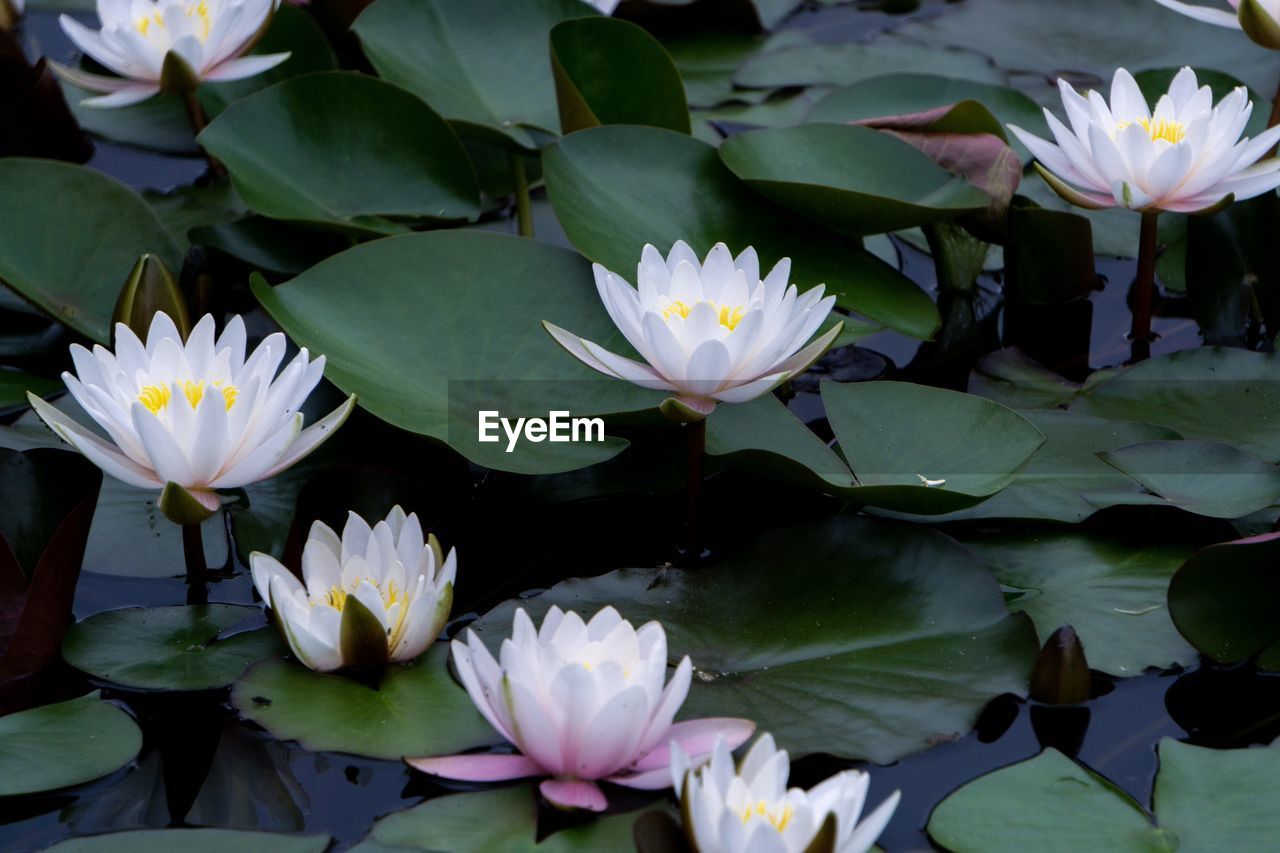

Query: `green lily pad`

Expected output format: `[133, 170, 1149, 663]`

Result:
[45, 829, 331, 853]
[661, 31, 772, 108]
[892, 0, 1280, 100]
[0, 159, 183, 344]
[62, 605, 284, 691]
[542, 124, 937, 339]
[718, 124, 992, 237]
[0, 369, 59, 415]
[472, 516, 1039, 763]
[707, 394, 854, 493]
[230, 645, 495, 760]
[806, 74, 1047, 160]
[353, 0, 596, 149]
[928, 739, 1280, 852]
[964, 532, 1196, 676]
[1070, 348, 1280, 462]
[733, 39, 1005, 91]
[199, 72, 479, 234]
[823, 380, 1045, 514]
[968, 349, 1083, 410]
[354, 785, 660, 852]
[910, 409, 1182, 524]
[0, 693, 141, 796]
[252, 230, 659, 475]
[1167, 532, 1280, 669]
[1100, 440, 1280, 519]
[550, 17, 690, 134]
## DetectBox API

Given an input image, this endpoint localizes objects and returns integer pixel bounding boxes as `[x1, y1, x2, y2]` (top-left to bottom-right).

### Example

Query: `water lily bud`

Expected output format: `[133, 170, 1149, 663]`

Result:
[251, 507, 456, 672]
[408, 605, 755, 812]
[1153, 0, 1280, 49]
[672, 733, 900, 853]
[29, 312, 355, 518]
[113, 254, 191, 346]
[545, 241, 840, 421]
[1029, 625, 1091, 705]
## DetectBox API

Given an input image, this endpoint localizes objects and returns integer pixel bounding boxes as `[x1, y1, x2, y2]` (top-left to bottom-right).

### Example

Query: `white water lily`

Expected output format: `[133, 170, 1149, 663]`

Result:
[54, 0, 288, 107]
[672, 734, 900, 853]
[581, 0, 619, 12]
[1008, 67, 1280, 213]
[250, 507, 456, 672]
[29, 312, 354, 517]
[1153, 0, 1280, 47]
[409, 606, 754, 812]
[544, 242, 839, 421]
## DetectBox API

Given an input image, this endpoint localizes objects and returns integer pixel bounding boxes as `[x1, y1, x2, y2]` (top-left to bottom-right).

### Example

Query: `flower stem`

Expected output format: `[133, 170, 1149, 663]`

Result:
[1129, 210, 1160, 363]
[182, 90, 225, 177]
[183, 522, 208, 605]
[681, 418, 706, 563]
[511, 153, 534, 238]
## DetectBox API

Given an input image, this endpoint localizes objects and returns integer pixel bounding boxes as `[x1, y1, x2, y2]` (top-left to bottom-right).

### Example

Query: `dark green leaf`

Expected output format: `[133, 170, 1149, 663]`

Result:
[0, 693, 141, 796]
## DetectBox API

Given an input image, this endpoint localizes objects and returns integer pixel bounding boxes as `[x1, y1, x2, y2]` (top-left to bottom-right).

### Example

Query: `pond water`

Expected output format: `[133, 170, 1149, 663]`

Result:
[2, 0, 1275, 850]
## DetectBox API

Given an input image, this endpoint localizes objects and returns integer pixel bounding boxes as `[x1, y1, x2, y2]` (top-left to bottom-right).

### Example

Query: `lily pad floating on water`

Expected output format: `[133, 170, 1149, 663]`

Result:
[718, 123, 993, 238]
[231, 644, 495, 760]
[1100, 440, 1280, 519]
[1168, 531, 1280, 671]
[928, 738, 1280, 852]
[0, 692, 141, 796]
[353, 0, 597, 150]
[199, 72, 480, 235]
[251, 230, 656, 475]
[550, 17, 690, 134]
[823, 380, 1045, 515]
[963, 532, 1196, 677]
[472, 516, 1039, 763]
[62, 605, 283, 692]
[351, 784, 661, 852]
[0, 159, 183, 345]
[44, 829, 331, 853]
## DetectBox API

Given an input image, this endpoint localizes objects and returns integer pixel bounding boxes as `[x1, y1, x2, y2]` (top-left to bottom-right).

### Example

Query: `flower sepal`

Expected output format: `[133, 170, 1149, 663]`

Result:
[1240, 0, 1280, 48]
[339, 594, 392, 670]
[800, 814, 839, 853]
[160, 51, 202, 96]
[659, 395, 718, 424]
[158, 480, 220, 525]
[113, 254, 191, 346]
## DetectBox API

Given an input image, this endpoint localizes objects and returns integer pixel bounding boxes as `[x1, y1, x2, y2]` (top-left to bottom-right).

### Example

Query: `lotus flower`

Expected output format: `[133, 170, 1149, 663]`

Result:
[53, 0, 289, 107]
[29, 312, 354, 520]
[1153, 0, 1280, 48]
[671, 734, 900, 853]
[543, 241, 840, 422]
[1008, 67, 1280, 214]
[408, 606, 754, 812]
[250, 507, 456, 672]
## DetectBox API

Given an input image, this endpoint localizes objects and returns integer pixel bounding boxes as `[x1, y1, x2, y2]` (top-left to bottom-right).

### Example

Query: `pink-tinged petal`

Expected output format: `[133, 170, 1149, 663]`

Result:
[626, 717, 756, 774]
[202, 52, 291, 82]
[406, 753, 542, 782]
[539, 779, 607, 812]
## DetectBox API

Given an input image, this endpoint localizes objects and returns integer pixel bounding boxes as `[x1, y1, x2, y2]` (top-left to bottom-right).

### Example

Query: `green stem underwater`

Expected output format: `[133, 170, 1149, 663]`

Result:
[1129, 210, 1160, 363]
[511, 153, 534, 238]
[182, 522, 208, 605]
[681, 418, 706, 564]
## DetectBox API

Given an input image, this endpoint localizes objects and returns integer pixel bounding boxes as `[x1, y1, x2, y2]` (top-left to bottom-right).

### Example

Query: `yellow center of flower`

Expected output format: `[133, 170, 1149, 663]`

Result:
[136, 1, 212, 41]
[662, 300, 746, 331]
[737, 800, 795, 832]
[319, 579, 406, 613]
[1118, 117, 1186, 144]
[137, 381, 237, 414]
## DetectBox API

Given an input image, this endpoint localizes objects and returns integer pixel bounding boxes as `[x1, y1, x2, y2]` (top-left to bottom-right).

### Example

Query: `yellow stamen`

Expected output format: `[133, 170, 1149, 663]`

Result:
[661, 300, 747, 331]
[738, 800, 795, 832]
[137, 380, 237, 414]
[1118, 117, 1186, 144]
